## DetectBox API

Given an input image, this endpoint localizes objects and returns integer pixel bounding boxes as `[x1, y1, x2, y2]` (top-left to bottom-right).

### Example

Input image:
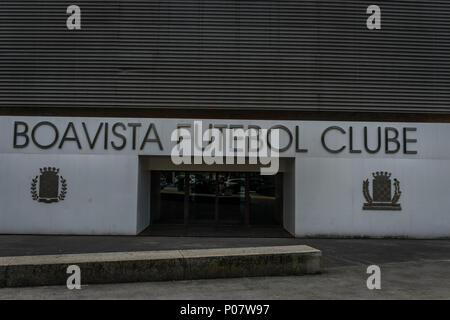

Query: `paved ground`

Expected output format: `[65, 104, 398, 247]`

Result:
[0, 235, 449, 269]
[0, 259, 448, 299]
[0, 236, 449, 299]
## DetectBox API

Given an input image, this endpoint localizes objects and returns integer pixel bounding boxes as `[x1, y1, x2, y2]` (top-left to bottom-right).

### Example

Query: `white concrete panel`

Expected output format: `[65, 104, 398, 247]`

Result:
[295, 157, 450, 238]
[136, 158, 150, 233]
[283, 160, 296, 236]
[0, 154, 139, 235]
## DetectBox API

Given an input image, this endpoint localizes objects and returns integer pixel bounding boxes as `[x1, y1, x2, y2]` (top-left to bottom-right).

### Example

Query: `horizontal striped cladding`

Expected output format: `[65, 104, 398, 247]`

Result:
[0, 0, 449, 112]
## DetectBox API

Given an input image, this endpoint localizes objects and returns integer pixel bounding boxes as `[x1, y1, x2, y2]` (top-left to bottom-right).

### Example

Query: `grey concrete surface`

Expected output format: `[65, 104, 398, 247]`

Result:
[0, 245, 321, 288]
[0, 235, 449, 269]
[0, 237, 448, 299]
[0, 260, 448, 299]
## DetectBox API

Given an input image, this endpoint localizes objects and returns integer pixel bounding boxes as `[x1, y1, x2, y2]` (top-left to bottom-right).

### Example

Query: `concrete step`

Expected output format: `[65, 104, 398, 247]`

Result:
[0, 245, 321, 288]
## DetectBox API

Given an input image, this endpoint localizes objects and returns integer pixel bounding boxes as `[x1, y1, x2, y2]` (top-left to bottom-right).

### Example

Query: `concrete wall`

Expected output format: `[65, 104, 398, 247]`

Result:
[283, 160, 296, 236]
[295, 157, 450, 238]
[136, 158, 151, 233]
[0, 154, 139, 235]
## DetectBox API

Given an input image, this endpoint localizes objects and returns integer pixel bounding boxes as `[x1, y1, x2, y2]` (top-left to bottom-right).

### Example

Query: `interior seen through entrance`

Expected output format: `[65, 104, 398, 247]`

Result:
[150, 171, 283, 226]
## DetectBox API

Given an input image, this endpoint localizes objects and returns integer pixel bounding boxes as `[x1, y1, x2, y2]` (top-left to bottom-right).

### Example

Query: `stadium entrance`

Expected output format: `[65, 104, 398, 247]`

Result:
[143, 170, 287, 237]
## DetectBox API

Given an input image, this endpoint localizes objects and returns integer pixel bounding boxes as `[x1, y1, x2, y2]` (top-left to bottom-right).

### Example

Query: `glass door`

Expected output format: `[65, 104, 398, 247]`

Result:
[151, 171, 283, 227]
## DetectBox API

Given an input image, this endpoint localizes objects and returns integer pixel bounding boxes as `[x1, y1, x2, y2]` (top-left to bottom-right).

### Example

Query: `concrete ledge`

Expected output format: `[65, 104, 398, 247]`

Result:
[0, 245, 321, 288]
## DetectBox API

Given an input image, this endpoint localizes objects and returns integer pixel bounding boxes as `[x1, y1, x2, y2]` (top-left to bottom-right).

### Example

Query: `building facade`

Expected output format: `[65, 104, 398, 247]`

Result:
[1, 1, 450, 237]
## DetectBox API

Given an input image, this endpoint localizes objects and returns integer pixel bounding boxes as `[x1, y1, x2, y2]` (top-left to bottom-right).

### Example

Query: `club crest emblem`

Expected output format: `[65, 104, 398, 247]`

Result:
[31, 167, 67, 203]
[363, 171, 401, 210]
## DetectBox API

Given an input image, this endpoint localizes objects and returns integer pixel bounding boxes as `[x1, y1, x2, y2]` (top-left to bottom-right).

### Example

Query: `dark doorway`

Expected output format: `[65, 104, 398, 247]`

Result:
[148, 171, 284, 233]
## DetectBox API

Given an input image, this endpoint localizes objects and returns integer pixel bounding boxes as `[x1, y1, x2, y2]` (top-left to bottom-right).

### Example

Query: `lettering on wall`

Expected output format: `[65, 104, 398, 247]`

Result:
[13, 121, 163, 151]
[12, 121, 418, 155]
[321, 126, 418, 155]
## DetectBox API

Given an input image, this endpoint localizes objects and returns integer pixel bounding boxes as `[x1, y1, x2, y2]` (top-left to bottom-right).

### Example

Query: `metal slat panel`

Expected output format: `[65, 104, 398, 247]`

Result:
[0, 0, 449, 112]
